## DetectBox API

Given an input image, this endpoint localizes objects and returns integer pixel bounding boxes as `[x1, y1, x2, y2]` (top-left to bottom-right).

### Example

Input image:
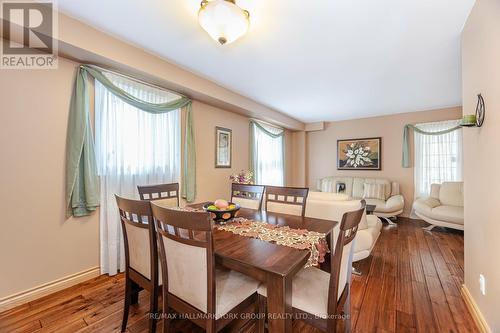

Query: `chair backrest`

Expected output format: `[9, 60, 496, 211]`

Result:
[137, 182, 180, 208]
[115, 195, 157, 282]
[264, 186, 309, 216]
[151, 203, 215, 315]
[305, 197, 367, 249]
[328, 200, 365, 312]
[231, 183, 265, 210]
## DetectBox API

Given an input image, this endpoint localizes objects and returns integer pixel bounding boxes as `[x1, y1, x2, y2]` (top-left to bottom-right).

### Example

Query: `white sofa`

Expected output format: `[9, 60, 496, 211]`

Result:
[317, 176, 405, 223]
[305, 192, 382, 262]
[413, 182, 464, 231]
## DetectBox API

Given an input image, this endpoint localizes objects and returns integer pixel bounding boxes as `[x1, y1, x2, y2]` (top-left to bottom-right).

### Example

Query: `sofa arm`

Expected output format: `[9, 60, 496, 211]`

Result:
[385, 194, 404, 212]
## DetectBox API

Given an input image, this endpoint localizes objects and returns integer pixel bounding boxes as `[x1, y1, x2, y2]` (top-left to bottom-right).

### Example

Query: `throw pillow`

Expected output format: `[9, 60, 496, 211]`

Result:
[363, 183, 386, 201]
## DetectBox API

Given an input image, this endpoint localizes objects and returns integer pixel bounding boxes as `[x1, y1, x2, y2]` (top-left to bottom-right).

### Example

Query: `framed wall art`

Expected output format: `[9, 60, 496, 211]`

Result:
[337, 137, 382, 170]
[215, 127, 232, 168]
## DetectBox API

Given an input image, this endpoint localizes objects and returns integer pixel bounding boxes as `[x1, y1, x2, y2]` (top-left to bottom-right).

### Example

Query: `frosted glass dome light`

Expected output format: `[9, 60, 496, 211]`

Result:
[198, 0, 250, 45]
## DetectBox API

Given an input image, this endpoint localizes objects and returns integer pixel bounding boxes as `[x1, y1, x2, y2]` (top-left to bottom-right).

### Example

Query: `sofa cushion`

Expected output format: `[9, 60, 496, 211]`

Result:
[307, 191, 350, 201]
[414, 198, 464, 225]
[362, 183, 386, 200]
[439, 182, 464, 207]
[430, 205, 464, 225]
[430, 184, 441, 200]
[352, 178, 391, 200]
[317, 177, 354, 196]
[413, 197, 441, 214]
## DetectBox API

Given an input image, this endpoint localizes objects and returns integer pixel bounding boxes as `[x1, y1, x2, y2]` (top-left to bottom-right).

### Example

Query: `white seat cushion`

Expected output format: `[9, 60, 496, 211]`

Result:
[257, 267, 331, 318]
[364, 196, 404, 214]
[429, 205, 464, 224]
[413, 198, 464, 225]
[266, 201, 303, 216]
[153, 197, 178, 208]
[232, 197, 261, 210]
[215, 268, 259, 319]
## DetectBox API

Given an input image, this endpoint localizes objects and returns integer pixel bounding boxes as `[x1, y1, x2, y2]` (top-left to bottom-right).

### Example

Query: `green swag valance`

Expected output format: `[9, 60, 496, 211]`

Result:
[66, 64, 196, 217]
[401, 123, 461, 168]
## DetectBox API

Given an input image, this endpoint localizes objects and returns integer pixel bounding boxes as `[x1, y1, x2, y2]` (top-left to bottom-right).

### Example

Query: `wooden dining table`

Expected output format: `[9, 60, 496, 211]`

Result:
[190, 203, 338, 333]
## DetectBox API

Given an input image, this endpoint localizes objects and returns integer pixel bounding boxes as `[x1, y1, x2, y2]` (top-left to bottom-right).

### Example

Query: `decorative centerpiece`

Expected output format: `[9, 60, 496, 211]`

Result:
[203, 199, 240, 224]
[229, 170, 253, 184]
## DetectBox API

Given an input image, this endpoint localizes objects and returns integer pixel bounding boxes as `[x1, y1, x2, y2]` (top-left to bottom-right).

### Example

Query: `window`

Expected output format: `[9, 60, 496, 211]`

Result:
[414, 119, 463, 198]
[251, 121, 285, 186]
[95, 72, 181, 274]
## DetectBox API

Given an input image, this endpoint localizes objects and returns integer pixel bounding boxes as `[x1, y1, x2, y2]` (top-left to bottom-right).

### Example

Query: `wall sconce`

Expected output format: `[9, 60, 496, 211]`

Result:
[461, 94, 485, 127]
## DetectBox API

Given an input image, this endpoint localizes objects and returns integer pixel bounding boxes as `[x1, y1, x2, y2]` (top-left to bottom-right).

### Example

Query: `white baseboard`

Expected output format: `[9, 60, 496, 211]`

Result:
[0, 267, 100, 312]
[461, 284, 492, 333]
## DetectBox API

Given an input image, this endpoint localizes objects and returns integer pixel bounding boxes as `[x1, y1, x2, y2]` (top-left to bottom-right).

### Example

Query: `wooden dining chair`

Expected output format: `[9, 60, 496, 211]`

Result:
[264, 185, 309, 216]
[230, 183, 265, 210]
[137, 182, 180, 208]
[151, 204, 260, 333]
[115, 195, 160, 333]
[257, 200, 366, 333]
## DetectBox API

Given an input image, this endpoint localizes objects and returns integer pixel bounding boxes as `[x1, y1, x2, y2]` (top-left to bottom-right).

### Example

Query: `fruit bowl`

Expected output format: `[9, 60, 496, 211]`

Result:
[203, 202, 240, 224]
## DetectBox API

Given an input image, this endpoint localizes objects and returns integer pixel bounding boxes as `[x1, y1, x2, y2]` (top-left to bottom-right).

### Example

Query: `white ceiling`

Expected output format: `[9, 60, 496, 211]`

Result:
[57, 0, 475, 122]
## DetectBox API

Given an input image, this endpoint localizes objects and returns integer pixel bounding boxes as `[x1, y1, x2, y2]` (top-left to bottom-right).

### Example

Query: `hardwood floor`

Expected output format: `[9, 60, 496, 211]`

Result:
[0, 218, 478, 333]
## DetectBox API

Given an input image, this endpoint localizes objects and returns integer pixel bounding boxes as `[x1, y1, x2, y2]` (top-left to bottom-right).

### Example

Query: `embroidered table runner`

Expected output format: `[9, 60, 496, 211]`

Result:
[216, 218, 330, 268]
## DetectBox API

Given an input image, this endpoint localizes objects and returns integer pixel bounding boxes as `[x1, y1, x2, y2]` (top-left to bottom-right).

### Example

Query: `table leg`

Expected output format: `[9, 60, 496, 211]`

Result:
[266, 272, 292, 333]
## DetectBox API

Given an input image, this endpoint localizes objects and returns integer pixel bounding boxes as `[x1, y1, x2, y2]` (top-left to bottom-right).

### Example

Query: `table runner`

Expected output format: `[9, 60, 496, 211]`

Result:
[216, 217, 330, 268]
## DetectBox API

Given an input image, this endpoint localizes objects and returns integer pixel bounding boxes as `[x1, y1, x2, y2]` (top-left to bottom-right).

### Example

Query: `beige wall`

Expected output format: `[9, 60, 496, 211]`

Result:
[191, 101, 250, 202]
[306, 107, 462, 216]
[0, 58, 100, 299]
[288, 131, 307, 187]
[462, 0, 500, 330]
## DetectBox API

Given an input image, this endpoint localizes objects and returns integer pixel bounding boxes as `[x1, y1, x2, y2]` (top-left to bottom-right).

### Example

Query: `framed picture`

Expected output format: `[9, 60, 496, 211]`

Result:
[337, 137, 382, 170]
[215, 127, 232, 168]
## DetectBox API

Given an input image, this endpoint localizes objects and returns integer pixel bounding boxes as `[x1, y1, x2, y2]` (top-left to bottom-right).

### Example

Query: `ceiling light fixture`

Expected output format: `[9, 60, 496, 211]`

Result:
[198, 0, 250, 45]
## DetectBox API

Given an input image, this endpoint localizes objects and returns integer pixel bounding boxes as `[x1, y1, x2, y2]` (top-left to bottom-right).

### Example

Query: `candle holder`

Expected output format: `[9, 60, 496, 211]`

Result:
[461, 94, 485, 127]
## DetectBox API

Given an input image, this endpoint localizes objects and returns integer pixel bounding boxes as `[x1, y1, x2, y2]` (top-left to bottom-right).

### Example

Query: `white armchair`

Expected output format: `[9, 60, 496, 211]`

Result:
[413, 182, 464, 231]
[317, 176, 404, 223]
[305, 192, 382, 262]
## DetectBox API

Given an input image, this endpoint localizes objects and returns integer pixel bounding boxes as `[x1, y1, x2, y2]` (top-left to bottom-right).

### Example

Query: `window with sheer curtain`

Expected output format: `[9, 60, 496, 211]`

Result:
[95, 72, 181, 275]
[251, 122, 285, 186]
[414, 119, 463, 199]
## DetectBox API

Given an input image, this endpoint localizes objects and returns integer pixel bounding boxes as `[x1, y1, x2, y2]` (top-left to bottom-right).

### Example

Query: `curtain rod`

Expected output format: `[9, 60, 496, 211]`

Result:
[84, 64, 188, 99]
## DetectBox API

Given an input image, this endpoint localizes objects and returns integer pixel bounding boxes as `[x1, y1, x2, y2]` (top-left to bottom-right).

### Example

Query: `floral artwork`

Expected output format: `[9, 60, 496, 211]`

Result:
[216, 218, 330, 268]
[215, 127, 232, 168]
[229, 170, 253, 184]
[337, 137, 381, 170]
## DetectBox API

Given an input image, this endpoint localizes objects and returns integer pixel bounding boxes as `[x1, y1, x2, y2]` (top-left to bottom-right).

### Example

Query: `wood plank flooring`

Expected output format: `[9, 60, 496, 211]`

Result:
[0, 218, 478, 333]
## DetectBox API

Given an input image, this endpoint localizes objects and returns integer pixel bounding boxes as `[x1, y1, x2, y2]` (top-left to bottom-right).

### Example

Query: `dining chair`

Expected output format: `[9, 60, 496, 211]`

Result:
[264, 185, 309, 216]
[257, 200, 366, 333]
[151, 204, 260, 333]
[137, 182, 180, 208]
[230, 183, 265, 210]
[115, 195, 160, 333]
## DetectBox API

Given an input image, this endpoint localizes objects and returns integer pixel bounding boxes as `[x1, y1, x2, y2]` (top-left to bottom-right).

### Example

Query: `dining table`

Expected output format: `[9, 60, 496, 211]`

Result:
[189, 203, 338, 333]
